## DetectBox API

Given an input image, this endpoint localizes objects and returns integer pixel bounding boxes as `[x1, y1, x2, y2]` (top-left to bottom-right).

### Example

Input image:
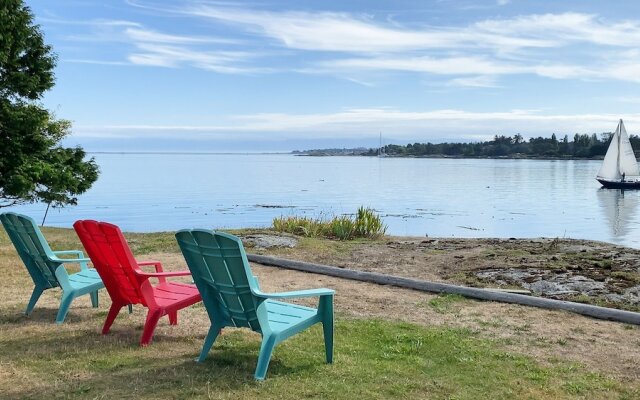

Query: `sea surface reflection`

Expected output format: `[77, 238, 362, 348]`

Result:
[597, 188, 640, 238]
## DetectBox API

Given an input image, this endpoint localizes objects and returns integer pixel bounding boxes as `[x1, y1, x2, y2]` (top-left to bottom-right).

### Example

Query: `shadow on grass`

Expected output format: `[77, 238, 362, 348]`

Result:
[1, 317, 637, 399]
[1, 323, 319, 399]
[0, 306, 101, 325]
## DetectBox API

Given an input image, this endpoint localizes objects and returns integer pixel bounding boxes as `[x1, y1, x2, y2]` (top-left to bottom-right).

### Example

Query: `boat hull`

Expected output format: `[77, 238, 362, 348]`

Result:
[596, 178, 640, 189]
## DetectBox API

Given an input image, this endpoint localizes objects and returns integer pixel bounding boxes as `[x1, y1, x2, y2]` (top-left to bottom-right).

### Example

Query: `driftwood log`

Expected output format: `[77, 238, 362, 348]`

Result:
[247, 254, 640, 326]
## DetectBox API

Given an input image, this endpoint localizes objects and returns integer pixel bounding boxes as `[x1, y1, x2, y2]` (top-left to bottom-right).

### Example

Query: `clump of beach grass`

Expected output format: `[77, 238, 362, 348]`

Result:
[273, 207, 387, 240]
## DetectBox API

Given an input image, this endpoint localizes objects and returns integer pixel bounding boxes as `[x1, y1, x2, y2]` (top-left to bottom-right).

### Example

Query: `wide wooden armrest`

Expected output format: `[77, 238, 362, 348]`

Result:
[253, 288, 334, 299]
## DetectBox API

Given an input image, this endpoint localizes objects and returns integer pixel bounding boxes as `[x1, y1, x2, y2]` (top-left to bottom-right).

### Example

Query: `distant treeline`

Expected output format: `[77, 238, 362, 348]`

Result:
[364, 133, 640, 158]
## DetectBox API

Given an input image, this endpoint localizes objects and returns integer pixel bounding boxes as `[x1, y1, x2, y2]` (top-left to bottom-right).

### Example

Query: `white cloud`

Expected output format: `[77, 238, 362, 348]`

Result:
[475, 13, 640, 47]
[54, 4, 640, 83]
[38, 17, 141, 28]
[181, 6, 640, 53]
[124, 27, 238, 45]
[319, 56, 524, 75]
[127, 43, 262, 73]
[447, 75, 500, 88]
[74, 108, 636, 141]
[172, 5, 640, 83]
[183, 5, 556, 52]
[60, 19, 261, 73]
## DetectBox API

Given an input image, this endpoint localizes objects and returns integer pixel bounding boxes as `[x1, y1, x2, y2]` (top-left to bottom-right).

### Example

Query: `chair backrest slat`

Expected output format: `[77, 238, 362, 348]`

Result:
[73, 220, 145, 305]
[176, 229, 261, 331]
[1, 212, 60, 288]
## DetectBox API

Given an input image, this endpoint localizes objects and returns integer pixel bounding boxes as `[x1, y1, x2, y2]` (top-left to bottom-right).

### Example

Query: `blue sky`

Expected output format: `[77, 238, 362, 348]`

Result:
[26, 0, 640, 151]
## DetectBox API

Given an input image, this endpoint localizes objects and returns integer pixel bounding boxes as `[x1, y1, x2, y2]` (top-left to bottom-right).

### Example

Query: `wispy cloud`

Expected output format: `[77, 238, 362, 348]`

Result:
[447, 75, 500, 88]
[74, 108, 635, 141]
[168, 4, 640, 83]
[49, 3, 640, 84]
[317, 56, 524, 76]
[182, 5, 556, 52]
[38, 17, 141, 27]
[57, 18, 262, 73]
[180, 5, 640, 52]
[124, 27, 239, 45]
[474, 13, 640, 47]
[127, 43, 265, 73]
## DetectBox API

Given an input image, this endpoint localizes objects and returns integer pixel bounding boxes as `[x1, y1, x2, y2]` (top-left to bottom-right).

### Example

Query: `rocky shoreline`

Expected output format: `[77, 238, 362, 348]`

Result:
[242, 234, 640, 311]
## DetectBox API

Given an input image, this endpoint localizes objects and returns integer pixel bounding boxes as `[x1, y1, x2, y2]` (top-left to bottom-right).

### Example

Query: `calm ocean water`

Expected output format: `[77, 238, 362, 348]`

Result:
[7, 153, 640, 248]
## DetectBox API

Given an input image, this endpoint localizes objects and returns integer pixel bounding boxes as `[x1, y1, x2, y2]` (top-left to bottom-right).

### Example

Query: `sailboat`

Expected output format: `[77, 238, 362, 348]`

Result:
[596, 119, 640, 189]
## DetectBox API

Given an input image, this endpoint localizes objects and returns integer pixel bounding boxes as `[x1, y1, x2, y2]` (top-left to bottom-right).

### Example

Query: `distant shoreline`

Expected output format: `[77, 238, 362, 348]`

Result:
[295, 153, 605, 161]
[86, 151, 604, 161]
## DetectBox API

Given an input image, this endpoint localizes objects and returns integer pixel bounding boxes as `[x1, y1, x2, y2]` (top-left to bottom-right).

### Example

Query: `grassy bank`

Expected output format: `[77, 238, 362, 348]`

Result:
[0, 227, 638, 399]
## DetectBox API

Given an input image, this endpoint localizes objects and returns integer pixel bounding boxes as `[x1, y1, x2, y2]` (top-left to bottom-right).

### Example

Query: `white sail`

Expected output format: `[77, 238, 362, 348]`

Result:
[597, 120, 640, 180]
[617, 120, 640, 176]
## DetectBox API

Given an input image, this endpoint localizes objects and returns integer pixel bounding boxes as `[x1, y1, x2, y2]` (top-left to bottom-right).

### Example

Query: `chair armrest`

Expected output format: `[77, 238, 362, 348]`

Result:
[253, 288, 334, 299]
[135, 270, 193, 279]
[137, 260, 164, 272]
[49, 251, 91, 270]
[50, 256, 91, 264]
[53, 250, 86, 257]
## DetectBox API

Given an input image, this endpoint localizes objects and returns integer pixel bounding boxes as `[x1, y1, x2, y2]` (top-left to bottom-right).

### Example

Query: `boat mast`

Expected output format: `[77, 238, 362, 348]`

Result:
[617, 119, 622, 176]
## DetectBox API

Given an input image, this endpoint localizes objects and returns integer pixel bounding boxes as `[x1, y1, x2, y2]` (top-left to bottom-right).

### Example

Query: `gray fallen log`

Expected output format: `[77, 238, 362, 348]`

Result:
[247, 254, 640, 326]
[483, 288, 532, 295]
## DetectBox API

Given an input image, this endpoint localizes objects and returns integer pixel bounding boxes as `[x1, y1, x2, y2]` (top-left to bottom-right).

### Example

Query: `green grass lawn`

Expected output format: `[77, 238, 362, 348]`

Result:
[2, 315, 635, 400]
[0, 227, 638, 399]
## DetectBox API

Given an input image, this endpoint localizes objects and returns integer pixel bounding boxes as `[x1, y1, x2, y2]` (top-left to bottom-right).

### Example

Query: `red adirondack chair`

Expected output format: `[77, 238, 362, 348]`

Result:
[73, 220, 201, 346]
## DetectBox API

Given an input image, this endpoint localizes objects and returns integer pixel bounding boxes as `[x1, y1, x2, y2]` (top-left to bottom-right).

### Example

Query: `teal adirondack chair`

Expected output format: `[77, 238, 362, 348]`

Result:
[0, 212, 104, 323]
[175, 229, 334, 380]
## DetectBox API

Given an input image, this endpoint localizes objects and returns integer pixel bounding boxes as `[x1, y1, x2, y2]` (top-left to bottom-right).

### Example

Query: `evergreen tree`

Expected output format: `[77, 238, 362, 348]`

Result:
[0, 0, 99, 209]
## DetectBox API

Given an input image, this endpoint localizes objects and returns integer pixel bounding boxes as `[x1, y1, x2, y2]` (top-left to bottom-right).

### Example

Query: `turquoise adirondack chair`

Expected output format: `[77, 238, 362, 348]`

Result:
[0, 212, 104, 323]
[175, 229, 334, 380]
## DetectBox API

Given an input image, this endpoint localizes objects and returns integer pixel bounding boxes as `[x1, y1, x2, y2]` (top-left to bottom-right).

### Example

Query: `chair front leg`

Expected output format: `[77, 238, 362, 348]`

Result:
[25, 285, 45, 315]
[319, 295, 334, 364]
[254, 334, 276, 381]
[103, 302, 124, 334]
[56, 291, 76, 324]
[140, 309, 163, 346]
[197, 323, 223, 363]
